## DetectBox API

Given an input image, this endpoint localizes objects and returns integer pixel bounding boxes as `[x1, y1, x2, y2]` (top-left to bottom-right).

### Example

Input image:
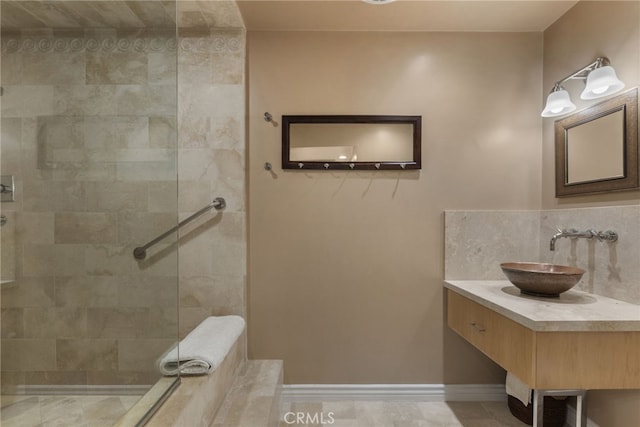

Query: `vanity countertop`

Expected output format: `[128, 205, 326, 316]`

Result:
[444, 280, 640, 332]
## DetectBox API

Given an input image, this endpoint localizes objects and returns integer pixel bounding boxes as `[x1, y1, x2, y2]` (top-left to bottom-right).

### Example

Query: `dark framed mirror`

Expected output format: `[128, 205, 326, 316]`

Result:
[282, 115, 421, 170]
[555, 88, 638, 197]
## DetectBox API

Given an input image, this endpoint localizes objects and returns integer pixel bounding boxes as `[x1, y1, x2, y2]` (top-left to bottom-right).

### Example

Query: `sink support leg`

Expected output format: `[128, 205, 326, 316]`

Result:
[576, 390, 587, 427]
[533, 389, 543, 427]
[532, 389, 587, 427]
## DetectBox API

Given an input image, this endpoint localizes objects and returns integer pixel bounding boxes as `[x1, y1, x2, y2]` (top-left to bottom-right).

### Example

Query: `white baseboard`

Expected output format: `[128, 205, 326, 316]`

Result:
[281, 384, 506, 402]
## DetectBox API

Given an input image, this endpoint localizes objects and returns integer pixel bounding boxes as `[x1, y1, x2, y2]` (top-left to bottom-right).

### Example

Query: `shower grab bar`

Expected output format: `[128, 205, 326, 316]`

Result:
[133, 197, 226, 260]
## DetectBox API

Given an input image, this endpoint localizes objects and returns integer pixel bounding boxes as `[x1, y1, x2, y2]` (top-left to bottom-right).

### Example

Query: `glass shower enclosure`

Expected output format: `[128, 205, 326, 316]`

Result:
[0, 1, 179, 425]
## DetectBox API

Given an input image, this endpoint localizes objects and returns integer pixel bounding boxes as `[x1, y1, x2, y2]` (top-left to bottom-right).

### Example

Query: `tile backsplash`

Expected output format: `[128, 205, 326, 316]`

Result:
[445, 206, 640, 304]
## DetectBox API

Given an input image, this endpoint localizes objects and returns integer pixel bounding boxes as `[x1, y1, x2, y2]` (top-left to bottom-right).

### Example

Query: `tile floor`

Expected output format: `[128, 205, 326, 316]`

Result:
[279, 400, 536, 427]
[1, 394, 554, 427]
[0, 394, 140, 427]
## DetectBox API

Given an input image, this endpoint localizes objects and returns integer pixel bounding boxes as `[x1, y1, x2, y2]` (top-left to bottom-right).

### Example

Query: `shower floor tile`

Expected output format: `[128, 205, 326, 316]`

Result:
[0, 394, 138, 427]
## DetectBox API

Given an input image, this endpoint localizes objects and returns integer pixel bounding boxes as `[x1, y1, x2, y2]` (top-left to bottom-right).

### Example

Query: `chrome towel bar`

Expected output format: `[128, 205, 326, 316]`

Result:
[133, 197, 226, 260]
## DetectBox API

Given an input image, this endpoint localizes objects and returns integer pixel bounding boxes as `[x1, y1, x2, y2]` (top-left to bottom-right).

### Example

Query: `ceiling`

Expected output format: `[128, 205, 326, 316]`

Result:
[0, 0, 579, 32]
[237, 0, 580, 32]
[0, 1, 245, 31]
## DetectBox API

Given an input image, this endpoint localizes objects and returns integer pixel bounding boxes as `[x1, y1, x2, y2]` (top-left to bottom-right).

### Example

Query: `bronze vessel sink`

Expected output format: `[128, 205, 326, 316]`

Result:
[500, 262, 585, 297]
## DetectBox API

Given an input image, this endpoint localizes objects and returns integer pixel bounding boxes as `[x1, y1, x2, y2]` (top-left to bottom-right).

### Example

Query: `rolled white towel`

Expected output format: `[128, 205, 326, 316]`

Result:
[506, 372, 532, 406]
[158, 315, 245, 376]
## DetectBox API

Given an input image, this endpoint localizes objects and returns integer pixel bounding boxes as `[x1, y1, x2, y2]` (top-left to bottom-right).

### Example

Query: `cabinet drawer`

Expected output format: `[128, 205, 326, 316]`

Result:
[447, 289, 535, 386]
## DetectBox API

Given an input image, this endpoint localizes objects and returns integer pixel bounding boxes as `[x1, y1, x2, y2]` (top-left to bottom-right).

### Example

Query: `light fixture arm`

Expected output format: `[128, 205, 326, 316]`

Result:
[549, 57, 609, 93]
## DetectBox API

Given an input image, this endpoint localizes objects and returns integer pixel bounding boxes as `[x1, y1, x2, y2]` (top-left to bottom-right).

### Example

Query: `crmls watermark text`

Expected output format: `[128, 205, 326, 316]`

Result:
[283, 411, 335, 425]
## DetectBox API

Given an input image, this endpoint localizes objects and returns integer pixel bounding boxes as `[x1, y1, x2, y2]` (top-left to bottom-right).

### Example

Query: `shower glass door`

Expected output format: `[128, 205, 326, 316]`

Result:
[0, 1, 179, 425]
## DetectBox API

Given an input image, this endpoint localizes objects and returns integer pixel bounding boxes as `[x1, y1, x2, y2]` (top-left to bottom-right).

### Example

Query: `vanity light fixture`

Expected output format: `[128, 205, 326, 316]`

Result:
[541, 57, 625, 117]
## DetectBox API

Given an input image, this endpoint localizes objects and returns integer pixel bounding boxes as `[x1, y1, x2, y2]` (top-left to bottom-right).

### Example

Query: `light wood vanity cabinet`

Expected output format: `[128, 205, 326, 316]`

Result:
[447, 291, 536, 386]
[447, 288, 640, 390]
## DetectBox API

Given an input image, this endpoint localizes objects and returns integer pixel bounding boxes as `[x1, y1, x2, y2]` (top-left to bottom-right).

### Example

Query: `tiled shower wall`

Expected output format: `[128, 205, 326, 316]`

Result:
[176, 27, 246, 338]
[0, 29, 179, 390]
[445, 205, 640, 305]
[0, 0, 247, 389]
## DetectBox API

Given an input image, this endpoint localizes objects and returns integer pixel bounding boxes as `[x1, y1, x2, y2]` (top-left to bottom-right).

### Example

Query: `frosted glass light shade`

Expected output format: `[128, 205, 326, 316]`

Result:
[580, 66, 625, 100]
[541, 89, 576, 117]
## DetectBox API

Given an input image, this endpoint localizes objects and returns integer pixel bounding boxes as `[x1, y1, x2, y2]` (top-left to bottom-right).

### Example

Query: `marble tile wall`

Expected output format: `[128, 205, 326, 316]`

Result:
[176, 27, 246, 338]
[1, 212, 16, 283]
[445, 205, 640, 305]
[444, 211, 541, 281]
[0, 28, 180, 391]
[539, 206, 640, 304]
[1, 2, 248, 391]
[174, 2, 246, 345]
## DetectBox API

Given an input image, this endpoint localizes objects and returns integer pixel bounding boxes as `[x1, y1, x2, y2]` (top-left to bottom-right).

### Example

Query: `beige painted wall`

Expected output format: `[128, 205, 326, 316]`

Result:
[542, 2, 640, 425]
[247, 31, 542, 384]
[542, 0, 640, 208]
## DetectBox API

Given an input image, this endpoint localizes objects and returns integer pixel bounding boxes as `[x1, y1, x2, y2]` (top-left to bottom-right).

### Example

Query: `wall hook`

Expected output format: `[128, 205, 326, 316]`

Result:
[264, 112, 278, 127]
[264, 162, 272, 171]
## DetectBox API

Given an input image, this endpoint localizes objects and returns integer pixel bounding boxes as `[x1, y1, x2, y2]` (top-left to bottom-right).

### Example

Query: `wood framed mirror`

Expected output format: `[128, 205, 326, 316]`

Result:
[555, 88, 638, 197]
[282, 115, 421, 170]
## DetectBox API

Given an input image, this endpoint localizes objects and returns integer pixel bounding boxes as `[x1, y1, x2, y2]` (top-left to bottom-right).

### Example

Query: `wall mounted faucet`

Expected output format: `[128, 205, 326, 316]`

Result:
[549, 228, 618, 251]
